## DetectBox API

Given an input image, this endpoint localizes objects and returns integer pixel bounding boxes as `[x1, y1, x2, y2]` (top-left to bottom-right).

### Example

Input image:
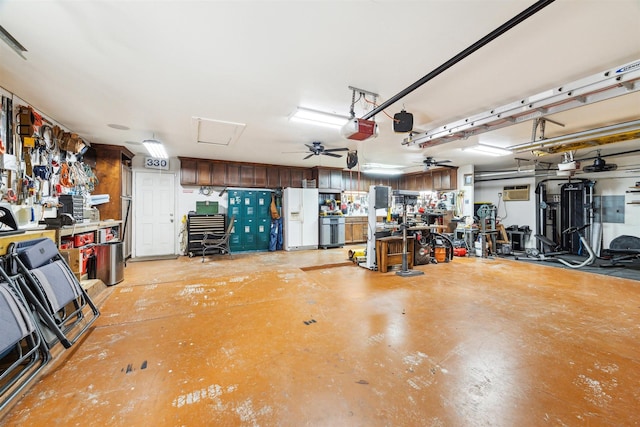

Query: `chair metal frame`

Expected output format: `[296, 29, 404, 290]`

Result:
[9, 238, 100, 349]
[201, 215, 235, 262]
[0, 267, 50, 412]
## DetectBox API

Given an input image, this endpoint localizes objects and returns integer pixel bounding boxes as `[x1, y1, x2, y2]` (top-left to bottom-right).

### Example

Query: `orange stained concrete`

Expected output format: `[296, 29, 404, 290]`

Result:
[1, 249, 639, 426]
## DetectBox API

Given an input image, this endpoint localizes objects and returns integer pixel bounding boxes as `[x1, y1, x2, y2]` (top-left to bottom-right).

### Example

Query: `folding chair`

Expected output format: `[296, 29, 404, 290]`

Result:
[201, 215, 235, 262]
[0, 266, 50, 411]
[9, 238, 100, 349]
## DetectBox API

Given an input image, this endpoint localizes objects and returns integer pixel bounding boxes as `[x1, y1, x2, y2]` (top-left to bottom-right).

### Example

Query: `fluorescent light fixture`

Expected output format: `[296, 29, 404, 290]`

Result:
[362, 168, 404, 175]
[143, 139, 168, 159]
[362, 163, 404, 175]
[463, 144, 512, 157]
[289, 107, 349, 129]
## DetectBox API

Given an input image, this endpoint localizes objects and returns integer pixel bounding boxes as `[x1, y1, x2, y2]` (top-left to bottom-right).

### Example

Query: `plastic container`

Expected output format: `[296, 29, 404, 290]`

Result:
[474, 241, 482, 257]
[434, 246, 447, 262]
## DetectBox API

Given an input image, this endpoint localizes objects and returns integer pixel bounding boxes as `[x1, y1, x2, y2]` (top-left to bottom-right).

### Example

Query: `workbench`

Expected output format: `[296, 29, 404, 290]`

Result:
[376, 235, 415, 273]
[0, 229, 57, 255]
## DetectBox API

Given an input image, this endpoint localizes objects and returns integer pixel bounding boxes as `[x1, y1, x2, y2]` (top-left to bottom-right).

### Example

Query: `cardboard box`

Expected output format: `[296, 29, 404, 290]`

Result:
[60, 247, 93, 277]
[60, 248, 81, 275]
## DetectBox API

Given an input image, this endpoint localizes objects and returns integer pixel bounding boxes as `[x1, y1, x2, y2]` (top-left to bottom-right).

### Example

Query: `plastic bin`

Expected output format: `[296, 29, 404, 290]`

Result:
[95, 241, 124, 286]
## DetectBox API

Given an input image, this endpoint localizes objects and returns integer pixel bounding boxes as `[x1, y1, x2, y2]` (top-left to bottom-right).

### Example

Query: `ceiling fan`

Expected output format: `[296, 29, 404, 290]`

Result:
[582, 150, 617, 173]
[301, 141, 349, 160]
[421, 156, 455, 170]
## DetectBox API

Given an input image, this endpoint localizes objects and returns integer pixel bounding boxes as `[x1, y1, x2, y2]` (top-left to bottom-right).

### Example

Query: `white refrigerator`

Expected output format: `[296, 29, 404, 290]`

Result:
[283, 188, 319, 251]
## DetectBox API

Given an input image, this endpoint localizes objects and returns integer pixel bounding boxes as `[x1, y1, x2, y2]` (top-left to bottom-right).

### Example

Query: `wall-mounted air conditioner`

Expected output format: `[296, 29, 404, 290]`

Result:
[503, 185, 530, 201]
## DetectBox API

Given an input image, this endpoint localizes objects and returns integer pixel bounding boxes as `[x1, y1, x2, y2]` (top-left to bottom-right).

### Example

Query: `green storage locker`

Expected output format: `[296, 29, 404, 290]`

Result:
[227, 189, 273, 252]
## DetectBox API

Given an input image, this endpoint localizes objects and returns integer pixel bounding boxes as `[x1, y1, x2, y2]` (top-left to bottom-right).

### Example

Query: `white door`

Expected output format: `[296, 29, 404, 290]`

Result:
[134, 171, 176, 257]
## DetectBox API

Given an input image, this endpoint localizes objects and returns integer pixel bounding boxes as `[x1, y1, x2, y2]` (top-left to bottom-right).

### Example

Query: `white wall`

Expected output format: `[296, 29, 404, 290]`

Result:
[472, 152, 640, 250]
[475, 176, 537, 248]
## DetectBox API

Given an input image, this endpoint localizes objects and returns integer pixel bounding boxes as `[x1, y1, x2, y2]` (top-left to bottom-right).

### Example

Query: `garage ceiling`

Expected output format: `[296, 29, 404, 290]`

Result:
[1, 0, 639, 173]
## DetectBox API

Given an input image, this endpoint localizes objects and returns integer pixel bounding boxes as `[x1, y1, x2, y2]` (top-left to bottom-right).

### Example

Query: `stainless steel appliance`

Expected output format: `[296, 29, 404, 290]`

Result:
[319, 216, 345, 249]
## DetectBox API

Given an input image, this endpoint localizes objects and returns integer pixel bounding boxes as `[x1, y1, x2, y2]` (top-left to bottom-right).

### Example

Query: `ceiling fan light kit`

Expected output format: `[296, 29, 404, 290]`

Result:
[301, 141, 349, 160]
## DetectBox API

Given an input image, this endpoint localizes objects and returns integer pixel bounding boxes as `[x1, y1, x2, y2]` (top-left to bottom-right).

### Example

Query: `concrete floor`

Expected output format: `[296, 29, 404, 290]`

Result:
[1, 248, 639, 426]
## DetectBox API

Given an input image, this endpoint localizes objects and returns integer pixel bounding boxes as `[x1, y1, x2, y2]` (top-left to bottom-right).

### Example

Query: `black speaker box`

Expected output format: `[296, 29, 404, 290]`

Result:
[393, 110, 413, 133]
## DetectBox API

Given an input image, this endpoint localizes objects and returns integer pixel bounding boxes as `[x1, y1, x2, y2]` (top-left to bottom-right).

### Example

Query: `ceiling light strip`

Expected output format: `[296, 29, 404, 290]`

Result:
[289, 107, 349, 129]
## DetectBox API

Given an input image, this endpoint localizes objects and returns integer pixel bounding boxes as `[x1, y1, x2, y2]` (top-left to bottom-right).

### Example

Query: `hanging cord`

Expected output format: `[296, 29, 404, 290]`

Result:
[496, 192, 508, 221]
[362, 95, 396, 121]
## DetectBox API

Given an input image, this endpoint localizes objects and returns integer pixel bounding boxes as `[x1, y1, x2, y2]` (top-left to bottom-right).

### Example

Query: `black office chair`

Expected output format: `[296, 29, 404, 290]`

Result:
[201, 216, 235, 262]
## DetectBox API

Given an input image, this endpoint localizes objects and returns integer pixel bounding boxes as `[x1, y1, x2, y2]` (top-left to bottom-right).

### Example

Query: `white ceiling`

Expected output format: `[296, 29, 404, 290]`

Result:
[1, 0, 639, 173]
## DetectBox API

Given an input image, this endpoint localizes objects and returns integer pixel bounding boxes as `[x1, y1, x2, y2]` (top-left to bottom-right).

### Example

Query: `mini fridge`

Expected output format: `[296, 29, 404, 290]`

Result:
[95, 241, 124, 285]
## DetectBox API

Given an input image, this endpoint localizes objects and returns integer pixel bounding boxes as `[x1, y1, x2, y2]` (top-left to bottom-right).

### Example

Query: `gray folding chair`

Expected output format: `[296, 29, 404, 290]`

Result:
[9, 238, 100, 349]
[0, 267, 50, 411]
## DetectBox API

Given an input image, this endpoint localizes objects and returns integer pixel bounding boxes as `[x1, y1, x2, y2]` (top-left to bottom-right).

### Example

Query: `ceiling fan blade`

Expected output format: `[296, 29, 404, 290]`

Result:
[436, 160, 452, 164]
[323, 152, 343, 158]
[324, 147, 349, 152]
[303, 153, 315, 160]
[440, 164, 457, 169]
[305, 143, 317, 150]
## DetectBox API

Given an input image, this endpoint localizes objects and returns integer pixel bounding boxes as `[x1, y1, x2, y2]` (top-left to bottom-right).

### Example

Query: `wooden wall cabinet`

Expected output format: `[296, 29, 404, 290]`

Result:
[313, 167, 343, 191]
[279, 168, 291, 188]
[212, 162, 226, 186]
[254, 166, 267, 187]
[266, 166, 280, 187]
[290, 168, 304, 188]
[180, 158, 197, 185]
[397, 169, 457, 191]
[432, 169, 457, 190]
[344, 217, 367, 244]
[179, 157, 364, 191]
[225, 164, 241, 186]
[240, 165, 254, 187]
[197, 160, 212, 185]
[93, 144, 134, 222]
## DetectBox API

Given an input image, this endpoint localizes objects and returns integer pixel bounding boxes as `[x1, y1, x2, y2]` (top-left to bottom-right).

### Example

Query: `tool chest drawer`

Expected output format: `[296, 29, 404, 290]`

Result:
[186, 214, 226, 257]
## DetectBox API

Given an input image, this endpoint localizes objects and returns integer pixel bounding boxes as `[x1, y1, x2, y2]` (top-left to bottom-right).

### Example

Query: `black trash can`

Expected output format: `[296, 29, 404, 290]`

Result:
[95, 241, 124, 286]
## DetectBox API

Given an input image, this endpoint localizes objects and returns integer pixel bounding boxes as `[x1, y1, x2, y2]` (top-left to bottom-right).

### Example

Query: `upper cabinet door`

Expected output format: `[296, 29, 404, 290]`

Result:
[181, 159, 197, 185]
[196, 160, 212, 185]
[211, 162, 226, 186]
[254, 166, 267, 187]
[226, 164, 241, 186]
